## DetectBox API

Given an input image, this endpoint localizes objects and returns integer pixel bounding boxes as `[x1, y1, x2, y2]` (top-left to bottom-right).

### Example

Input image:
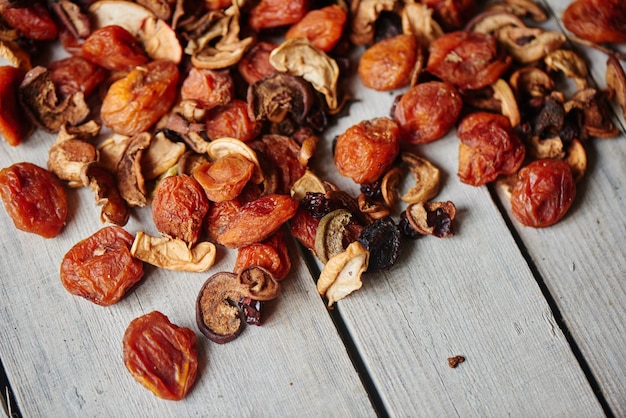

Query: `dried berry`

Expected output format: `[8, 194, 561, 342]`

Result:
[123, 311, 198, 400]
[358, 217, 401, 272]
[0, 162, 67, 238]
[358, 34, 419, 92]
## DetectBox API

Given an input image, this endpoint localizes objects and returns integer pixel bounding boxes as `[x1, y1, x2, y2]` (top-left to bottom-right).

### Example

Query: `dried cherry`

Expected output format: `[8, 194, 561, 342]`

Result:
[510, 159, 576, 228]
[81, 25, 149, 72]
[0, 66, 31, 147]
[151, 174, 209, 246]
[358, 34, 418, 92]
[60, 225, 144, 305]
[334, 117, 400, 184]
[123, 311, 198, 401]
[285, 5, 347, 53]
[0, 162, 67, 238]
[457, 112, 526, 186]
[426, 31, 511, 91]
[393, 81, 463, 144]
[358, 217, 401, 272]
[101, 60, 179, 136]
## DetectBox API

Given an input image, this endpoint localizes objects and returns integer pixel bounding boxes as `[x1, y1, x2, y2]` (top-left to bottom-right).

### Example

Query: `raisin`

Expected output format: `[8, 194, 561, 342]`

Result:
[457, 112, 526, 186]
[334, 117, 400, 184]
[285, 5, 347, 53]
[123, 311, 198, 400]
[510, 159, 576, 228]
[0, 66, 31, 147]
[426, 31, 511, 91]
[180, 67, 234, 110]
[0, 162, 67, 238]
[101, 60, 179, 136]
[60, 226, 144, 305]
[358, 34, 418, 92]
[81, 25, 149, 72]
[358, 217, 401, 272]
[151, 174, 209, 246]
[393, 81, 463, 144]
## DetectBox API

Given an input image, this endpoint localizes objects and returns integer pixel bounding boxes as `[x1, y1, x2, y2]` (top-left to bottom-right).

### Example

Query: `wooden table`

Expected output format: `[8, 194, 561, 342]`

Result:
[1, 1, 625, 416]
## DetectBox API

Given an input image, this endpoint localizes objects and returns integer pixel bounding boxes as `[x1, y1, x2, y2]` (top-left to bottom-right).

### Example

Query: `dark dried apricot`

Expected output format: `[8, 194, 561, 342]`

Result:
[49, 56, 107, 98]
[0, 162, 67, 238]
[180, 67, 234, 110]
[562, 0, 626, 44]
[510, 159, 576, 228]
[60, 225, 144, 305]
[285, 5, 347, 53]
[81, 25, 149, 72]
[237, 42, 278, 85]
[247, 0, 310, 31]
[2, 2, 58, 41]
[205, 99, 261, 142]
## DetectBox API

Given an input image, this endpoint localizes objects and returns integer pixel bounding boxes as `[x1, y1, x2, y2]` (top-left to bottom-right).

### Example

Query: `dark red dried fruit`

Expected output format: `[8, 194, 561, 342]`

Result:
[358, 217, 401, 272]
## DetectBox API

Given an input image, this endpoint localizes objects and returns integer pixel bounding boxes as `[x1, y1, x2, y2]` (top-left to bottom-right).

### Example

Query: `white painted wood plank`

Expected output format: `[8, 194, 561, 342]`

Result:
[0, 131, 375, 416]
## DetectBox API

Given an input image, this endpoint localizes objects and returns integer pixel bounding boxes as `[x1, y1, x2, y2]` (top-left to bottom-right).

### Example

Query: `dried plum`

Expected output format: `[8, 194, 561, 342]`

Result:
[358, 217, 401, 272]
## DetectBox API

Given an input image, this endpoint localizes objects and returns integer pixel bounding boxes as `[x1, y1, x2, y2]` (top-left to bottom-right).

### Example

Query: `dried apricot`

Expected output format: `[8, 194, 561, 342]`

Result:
[247, 0, 310, 31]
[101, 60, 179, 136]
[393, 81, 463, 144]
[422, 0, 477, 30]
[193, 154, 255, 203]
[0, 162, 67, 238]
[234, 229, 292, 280]
[60, 226, 144, 305]
[0, 66, 31, 147]
[81, 25, 149, 72]
[334, 117, 400, 184]
[205, 99, 260, 142]
[358, 34, 418, 92]
[237, 41, 277, 85]
[285, 5, 347, 53]
[49, 56, 107, 98]
[457, 112, 525, 186]
[562, 0, 626, 44]
[123, 311, 198, 400]
[2, 2, 58, 41]
[180, 67, 234, 110]
[426, 31, 511, 91]
[152, 175, 209, 246]
[510, 159, 576, 228]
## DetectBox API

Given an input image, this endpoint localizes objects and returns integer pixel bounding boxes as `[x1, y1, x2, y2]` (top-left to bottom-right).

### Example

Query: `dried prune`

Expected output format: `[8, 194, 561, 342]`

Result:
[334, 117, 400, 184]
[358, 34, 418, 92]
[393, 81, 463, 144]
[0, 162, 67, 238]
[457, 112, 525, 186]
[358, 217, 401, 272]
[151, 174, 209, 246]
[426, 31, 511, 91]
[510, 159, 576, 228]
[101, 60, 179, 136]
[81, 25, 149, 72]
[285, 5, 347, 53]
[60, 226, 144, 305]
[123, 311, 198, 400]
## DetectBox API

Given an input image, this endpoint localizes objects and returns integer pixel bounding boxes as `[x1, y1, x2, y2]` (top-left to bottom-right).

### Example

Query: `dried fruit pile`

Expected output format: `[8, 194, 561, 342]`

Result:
[1, 0, 625, 401]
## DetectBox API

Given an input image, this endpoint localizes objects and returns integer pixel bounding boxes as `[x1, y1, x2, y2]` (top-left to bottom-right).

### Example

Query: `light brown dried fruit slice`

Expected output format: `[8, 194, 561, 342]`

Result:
[317, 241, 369, 307]
[131, 231, 216, 272]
